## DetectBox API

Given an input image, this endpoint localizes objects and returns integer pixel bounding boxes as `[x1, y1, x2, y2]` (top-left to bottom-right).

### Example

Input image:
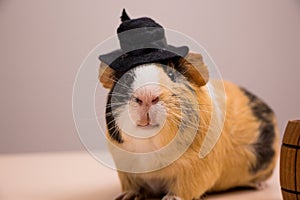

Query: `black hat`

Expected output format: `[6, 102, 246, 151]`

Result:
[98, 9, 189, 72]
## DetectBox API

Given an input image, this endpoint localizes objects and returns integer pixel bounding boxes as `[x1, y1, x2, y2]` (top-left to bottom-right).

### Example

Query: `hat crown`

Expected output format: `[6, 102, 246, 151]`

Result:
[116, 11, 167, 52]
[117, 17, 163, 34]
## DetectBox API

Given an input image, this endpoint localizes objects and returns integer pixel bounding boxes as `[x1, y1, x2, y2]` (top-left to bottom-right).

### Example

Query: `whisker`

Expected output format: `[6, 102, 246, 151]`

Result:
[166, 110, 209, 128]
[94, 104, 127, 111]
[167, 118, 202, 131]
[97, 93, 129, 98]
[106, 118, 118, 127]
[107, 124, 119, 132]
[114, 81, 133, 90]
[96, 102, 127, 107]
[176, 100, 213, 107]
[99, 75, 133, 91]
[165, 104, 212, 113]
[167, 115, 201, 129]
[162, 98, 212, 107]
[169, 117, 210, 131]
[109, 125, 120, 139]
[106, 102, 128, 107]
[95, 91, 128, 97]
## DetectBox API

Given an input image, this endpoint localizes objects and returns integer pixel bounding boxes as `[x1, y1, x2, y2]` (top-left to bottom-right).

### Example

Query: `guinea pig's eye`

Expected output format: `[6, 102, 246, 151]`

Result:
[168, 71, 176, 82]
[132, 96, 143, 105]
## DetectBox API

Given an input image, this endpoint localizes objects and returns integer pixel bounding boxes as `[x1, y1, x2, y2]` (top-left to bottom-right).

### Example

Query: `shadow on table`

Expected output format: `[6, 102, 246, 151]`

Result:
[50, 185, 259, 200]
[206, 186, 259, 197]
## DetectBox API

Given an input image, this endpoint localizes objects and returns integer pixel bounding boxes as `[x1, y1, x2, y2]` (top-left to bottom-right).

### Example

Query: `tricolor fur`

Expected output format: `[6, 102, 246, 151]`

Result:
[99, 53, 279, 200]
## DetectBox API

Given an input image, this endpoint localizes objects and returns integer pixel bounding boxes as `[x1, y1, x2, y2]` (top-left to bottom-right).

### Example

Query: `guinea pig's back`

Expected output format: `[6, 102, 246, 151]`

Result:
[211, 81, 279, 191]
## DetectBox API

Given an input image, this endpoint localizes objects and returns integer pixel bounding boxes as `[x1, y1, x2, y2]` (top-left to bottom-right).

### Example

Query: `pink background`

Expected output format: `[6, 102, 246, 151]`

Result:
[0, 0, 299, 153]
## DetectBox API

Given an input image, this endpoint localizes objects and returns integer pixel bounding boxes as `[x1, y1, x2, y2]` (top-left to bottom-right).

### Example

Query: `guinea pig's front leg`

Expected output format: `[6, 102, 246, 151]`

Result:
[116, 172, 147, 200]
[114, 191, 144, 200]
[161, 170, 213, 200]
[162, 194, 181, 200]
[162, 194, 203, 200]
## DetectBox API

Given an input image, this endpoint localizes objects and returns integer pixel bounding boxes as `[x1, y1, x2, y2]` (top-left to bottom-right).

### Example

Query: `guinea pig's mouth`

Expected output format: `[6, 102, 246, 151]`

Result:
[137, 123, 160, 129]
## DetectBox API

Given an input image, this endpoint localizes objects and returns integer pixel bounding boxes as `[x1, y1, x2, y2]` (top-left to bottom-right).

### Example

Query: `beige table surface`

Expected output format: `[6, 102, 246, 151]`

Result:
[0, 151, 282, 200]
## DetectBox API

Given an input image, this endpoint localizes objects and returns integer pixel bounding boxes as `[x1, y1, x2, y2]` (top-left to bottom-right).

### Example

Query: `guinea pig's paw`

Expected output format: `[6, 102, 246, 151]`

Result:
[253, 182, 268, 190]
[247, 181, 268, 190]
[114, 191, 143, 200]
[162, 194, 182, 200]
[197, 193, 207, 200]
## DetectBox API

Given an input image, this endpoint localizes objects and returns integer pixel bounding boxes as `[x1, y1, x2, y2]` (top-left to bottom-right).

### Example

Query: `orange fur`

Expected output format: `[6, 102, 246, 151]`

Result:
[99, 62, 115, 89]
[177, 53, 209, 87]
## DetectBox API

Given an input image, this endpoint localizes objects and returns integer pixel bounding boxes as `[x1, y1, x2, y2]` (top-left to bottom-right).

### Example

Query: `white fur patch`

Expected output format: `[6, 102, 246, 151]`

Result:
[132, 64, 160, 90]
[115, 63, 167, 144]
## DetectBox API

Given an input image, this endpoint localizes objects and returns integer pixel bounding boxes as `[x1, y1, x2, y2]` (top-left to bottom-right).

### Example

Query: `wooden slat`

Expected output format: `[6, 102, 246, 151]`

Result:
[282, 120, 300, 146]
[282, 190, 298, 200]
[280, 146, 296, 191]
[280, 120, 300, 200]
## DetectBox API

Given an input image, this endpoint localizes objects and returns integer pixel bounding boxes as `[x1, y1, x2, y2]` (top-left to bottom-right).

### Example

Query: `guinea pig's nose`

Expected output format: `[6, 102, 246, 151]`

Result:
[134, 96, 159, 106]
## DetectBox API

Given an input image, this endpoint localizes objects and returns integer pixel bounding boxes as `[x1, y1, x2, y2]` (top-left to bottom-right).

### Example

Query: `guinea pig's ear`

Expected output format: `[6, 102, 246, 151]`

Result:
[177, 53, 209, 87]
[98, 62, 116, 89]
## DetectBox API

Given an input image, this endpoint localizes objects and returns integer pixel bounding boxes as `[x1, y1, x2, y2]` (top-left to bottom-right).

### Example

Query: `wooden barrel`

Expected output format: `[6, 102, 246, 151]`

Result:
[280, 120, 300, 200]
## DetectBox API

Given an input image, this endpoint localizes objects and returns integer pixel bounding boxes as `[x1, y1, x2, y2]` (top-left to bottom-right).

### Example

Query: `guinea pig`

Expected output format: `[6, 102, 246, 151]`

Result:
[98, 52, 279, 200]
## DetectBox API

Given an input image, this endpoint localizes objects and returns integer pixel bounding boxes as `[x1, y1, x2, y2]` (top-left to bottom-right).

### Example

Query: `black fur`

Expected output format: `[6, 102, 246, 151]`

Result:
[106, 91, 123, 143]
[160, 63, 195, 94]
[113, 70, 135, 105]
[105, 71, 135, 143]
[161, 64, 177, 82]
[240, 87, 276, 174]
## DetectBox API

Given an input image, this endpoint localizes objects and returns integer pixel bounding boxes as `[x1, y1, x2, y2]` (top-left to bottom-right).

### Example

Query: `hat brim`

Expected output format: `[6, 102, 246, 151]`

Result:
[98, 45, 189, 72]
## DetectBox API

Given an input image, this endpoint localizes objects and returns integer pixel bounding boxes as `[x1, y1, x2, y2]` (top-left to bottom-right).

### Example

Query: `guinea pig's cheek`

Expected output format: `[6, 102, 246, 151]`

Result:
[127, 105, 140, 124]
[150, 103, 167, 126]
[114, 105, 135, 131]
